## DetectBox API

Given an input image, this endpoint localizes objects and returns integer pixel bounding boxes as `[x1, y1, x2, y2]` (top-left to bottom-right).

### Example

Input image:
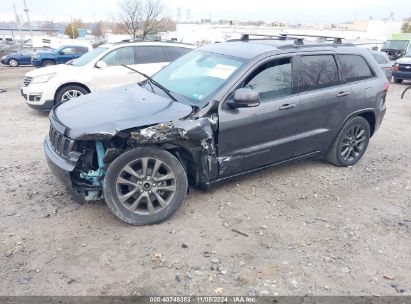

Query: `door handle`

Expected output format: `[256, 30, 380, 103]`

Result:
[336, 91, 350, 97]
[279, 103, 296, 110]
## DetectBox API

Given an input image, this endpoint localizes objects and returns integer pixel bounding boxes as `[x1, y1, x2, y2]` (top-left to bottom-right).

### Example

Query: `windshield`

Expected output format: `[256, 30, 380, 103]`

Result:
[71, 47, 107, 66]
[152, 50, 246, 106]
[383, 40, 409, 50]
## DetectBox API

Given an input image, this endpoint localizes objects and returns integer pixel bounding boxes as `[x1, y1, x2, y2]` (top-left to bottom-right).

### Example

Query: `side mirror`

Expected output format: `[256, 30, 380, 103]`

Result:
[227, 88, 260, 108]
[95, 60, 107, 69]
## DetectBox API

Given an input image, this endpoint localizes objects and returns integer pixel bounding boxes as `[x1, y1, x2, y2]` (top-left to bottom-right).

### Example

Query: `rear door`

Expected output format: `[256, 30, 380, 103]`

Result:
[91, 46, 140, 91]
[293, 53, 353, 156]
[133, 45, 168, 76]
[164, 46, 192, 62]
[218, 56, 300, 177]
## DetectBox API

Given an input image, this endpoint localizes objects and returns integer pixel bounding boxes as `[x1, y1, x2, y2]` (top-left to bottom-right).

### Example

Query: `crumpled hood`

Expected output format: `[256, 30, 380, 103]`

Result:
[396, 57, 411, 64]
[53, 83, 193, 140]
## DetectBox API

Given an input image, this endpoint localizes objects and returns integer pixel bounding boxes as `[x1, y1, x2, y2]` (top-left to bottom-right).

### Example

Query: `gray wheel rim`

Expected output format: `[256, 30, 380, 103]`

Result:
[9, 59, 17, 66]
[61, 90, 83, 102]
[115, 157, 177, 215]
[340, 124, 366, 162]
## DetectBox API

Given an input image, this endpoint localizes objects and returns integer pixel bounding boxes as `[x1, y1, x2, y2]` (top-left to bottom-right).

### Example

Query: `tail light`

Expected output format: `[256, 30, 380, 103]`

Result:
[391, 65, 399, 71]
[384, 82, 389, 92]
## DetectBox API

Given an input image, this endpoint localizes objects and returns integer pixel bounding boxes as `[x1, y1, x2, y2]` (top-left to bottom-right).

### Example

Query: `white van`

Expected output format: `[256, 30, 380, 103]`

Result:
[21, 42, 196, 111]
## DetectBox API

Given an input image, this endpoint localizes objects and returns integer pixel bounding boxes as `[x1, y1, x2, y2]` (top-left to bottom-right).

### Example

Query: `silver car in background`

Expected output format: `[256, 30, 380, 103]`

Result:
[371, 51, 392, 81]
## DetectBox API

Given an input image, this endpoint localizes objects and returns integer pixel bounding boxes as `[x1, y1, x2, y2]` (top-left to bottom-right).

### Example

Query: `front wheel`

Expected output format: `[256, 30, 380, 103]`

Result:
[8, 59, 18, 67]
[103, 147, 188, 225]
[42, 60, 55, 67]
[55, 85, 88, 104]
[326, 116, 370, 167]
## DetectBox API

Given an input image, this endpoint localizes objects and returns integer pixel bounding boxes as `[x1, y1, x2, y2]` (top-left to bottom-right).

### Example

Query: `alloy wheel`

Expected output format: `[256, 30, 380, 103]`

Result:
[61, 90, 83, 102]
[115, 157, 177, 215]
[340, 124, 367, 162]
[9, 59, 18, 67]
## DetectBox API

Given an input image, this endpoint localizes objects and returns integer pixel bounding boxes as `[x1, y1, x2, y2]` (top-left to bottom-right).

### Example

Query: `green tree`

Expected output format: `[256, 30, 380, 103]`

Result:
[402, 17, 411, 33]
[64, 24, 79, 38]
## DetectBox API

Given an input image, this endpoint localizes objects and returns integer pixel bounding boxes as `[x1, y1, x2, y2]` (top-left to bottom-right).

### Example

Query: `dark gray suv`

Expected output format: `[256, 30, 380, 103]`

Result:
[44, 34, 388, 225]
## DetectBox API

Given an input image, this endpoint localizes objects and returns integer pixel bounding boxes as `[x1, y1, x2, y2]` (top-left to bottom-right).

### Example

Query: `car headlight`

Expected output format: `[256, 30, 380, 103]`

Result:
[31, 73, 56, 84]
[1, 56, 6, 60]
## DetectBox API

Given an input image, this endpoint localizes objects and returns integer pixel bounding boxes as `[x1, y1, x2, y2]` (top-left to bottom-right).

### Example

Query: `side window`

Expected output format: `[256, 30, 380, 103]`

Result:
[165, 46, 191, 61]
[101, 47, 135, 66]
[243, 58, 293, 102]
[339, 55, 373, 83]
[135, 46, 167, 64]
[372, 54, 388, 64]
[60, 47, 76, 55]
[300, 55, 339, 92]
[75, 47, 87, 55]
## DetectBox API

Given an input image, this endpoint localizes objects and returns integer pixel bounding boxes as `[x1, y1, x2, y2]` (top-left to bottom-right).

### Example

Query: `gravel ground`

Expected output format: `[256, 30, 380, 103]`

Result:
[0, 66, 410, 296]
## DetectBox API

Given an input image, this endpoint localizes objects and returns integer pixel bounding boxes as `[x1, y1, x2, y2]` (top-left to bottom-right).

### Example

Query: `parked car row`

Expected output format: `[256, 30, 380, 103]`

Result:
[1, 47, 53, 67]
[1, 44, 91, 67]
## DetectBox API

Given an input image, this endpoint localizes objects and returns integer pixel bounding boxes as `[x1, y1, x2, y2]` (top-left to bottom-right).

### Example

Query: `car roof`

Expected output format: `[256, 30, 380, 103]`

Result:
[198, 40, 363, 60]
[100, 41, 197, 50]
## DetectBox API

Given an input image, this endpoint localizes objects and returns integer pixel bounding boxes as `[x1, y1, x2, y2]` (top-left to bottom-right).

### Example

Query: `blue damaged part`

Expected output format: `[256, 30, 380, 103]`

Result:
[79, 141, 106, 200]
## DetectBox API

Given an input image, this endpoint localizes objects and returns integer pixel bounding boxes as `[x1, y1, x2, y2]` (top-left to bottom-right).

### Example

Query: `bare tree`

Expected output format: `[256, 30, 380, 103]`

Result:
[119, 0, 165, 39]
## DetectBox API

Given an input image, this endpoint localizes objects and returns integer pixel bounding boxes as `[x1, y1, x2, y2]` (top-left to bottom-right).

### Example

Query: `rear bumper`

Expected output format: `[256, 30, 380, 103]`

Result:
[392, 71, 411, 80]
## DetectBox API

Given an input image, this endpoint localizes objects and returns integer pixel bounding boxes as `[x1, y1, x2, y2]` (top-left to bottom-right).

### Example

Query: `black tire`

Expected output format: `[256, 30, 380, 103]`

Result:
[42, 60, 55, 67]
[394, 78, 403, 84]
[103, 147, 188, 225]
[8, 58, 18, 67]
[326, 116, 370, 167]
[55, 85, 89, 104]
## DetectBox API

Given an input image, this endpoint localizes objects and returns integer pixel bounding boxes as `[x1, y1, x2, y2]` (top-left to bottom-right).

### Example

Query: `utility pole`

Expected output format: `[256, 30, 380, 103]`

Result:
[13, 3, 23, 41]
[23, 0, 33, 41]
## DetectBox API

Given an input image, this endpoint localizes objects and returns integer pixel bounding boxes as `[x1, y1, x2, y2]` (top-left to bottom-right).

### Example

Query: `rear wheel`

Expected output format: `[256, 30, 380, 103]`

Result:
[42, 60, 55, 67]
[394, 78, 403, 84]
[55, 85, 88, 104]
[8, 58, 18, 67]
[103, 147, 188, 225]
[326, 116, 370, 167]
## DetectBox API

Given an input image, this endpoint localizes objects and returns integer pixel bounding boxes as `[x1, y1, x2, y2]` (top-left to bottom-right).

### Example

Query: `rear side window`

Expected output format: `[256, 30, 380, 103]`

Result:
[372, 53, 388, 64]
[339, 55, 373, 83]
[300, 55, 339, 92]
[165, 46, 191, 61]
[135, 46, 167, 64]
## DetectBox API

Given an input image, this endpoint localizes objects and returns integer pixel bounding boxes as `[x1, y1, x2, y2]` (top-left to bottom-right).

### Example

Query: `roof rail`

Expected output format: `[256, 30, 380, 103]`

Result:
[279, 33, 344, 44]
[238, 33, 344, 45]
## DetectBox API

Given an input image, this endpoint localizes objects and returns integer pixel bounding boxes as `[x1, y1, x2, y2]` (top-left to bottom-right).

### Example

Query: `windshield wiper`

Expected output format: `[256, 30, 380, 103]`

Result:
[121, 64, 177, 102]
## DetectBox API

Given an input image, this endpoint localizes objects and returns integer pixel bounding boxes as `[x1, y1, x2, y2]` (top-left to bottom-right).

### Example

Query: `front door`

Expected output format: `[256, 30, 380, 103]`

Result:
[218, 56, 300, 177]
[92, 46, 142, 92]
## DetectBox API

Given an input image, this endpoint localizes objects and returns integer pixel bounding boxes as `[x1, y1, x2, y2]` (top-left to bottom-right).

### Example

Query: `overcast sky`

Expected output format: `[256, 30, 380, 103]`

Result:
[0, 0, 410, 24]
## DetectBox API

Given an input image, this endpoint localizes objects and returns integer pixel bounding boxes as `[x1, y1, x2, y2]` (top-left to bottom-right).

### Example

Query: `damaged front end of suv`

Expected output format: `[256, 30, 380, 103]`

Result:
[44, 82, 220, 224]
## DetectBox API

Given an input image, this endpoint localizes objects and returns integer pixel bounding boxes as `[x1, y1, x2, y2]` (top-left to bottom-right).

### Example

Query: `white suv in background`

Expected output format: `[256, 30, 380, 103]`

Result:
[21, 42, 196, 111]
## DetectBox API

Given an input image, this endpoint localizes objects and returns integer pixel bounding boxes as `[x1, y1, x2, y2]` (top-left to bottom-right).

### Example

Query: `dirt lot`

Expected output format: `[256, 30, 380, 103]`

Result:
[0, 66, 410, 296]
